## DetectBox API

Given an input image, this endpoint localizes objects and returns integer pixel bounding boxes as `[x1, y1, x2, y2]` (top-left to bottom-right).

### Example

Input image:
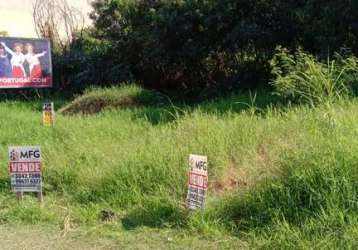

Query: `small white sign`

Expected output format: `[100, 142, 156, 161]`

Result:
[8, 146, 42, 192]
[186, 154, 208, 210]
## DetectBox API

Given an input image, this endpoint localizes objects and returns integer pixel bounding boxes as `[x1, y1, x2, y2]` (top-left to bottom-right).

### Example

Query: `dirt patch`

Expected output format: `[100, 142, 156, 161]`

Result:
[60, 97, 136, 115]
[212, 140, 285, 194]
[59, 85, 165, 115]
[212, 167, 249, 194]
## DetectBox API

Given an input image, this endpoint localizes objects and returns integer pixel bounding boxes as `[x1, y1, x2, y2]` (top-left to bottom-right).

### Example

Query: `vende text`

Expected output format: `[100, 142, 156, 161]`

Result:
[10, 162, 41, 173]
[189, 172, 208, 188]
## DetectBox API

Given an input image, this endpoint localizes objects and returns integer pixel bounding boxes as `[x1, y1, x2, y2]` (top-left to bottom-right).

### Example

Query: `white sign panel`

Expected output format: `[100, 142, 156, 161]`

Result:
[8, 146, 42, 192]
[186, 154, 208, 210]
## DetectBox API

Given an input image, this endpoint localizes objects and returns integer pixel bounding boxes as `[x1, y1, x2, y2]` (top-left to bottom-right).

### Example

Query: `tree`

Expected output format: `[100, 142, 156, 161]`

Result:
[88, 0, 358, 95]
[0, 31, 8, 37]
[32, 0, 85, 50]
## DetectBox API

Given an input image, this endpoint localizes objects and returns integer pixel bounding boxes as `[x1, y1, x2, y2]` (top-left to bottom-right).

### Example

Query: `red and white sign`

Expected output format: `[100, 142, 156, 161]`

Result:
[0, 77, 52, 88]
[8, 146, 42, 192]
[186, 154, 208, 210]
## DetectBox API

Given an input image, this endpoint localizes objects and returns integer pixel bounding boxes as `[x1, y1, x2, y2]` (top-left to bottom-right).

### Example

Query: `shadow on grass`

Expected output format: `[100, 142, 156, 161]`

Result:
[0, 96, 71, 113]
[121, 197, 187, 230]
[0, 87, 288, 125]
[129, 89, 288, 125]
[0, 177, 11, 193]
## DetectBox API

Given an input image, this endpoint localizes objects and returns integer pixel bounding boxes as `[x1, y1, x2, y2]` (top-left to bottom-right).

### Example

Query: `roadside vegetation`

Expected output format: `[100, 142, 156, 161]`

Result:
[0, 71, 357, 248]
[1, 0, 358, 248]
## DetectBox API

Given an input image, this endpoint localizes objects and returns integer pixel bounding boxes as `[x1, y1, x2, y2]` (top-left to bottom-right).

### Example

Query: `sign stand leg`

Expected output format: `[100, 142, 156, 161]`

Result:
[37, 191, 43, 203]
[16, 191, 23, 201]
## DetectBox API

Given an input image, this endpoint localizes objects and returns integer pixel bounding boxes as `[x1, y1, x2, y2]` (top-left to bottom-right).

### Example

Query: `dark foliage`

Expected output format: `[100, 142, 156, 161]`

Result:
[54, 0, 358, 97]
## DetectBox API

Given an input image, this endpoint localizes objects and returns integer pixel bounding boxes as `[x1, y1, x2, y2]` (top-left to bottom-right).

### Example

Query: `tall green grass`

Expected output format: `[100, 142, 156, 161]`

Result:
[0, 86, 357, 248]
[271, 47, 358, 106]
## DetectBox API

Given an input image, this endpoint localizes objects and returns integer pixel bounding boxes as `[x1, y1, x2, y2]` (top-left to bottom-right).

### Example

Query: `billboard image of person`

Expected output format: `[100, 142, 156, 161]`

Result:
[0, 44, 12, 77]
[0, 37, 52, 88]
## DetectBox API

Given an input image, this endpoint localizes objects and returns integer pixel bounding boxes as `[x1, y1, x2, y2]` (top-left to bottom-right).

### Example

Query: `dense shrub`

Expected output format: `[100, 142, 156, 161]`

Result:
[88, 0, 299, 95]
[52, 29, 133, 93]
[52, 1, 358, 96]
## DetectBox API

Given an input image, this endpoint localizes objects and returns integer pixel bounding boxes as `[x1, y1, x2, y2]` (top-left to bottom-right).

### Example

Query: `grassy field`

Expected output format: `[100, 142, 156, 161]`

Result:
[0, 85, 357, 249]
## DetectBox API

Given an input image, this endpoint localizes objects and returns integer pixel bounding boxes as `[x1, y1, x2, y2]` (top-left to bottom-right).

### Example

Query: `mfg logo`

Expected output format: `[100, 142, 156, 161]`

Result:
[189, 155, 208, 172]
[20, 150, 40, 159]
[195, 160, 207, 171]
[9, 147, 41, 161]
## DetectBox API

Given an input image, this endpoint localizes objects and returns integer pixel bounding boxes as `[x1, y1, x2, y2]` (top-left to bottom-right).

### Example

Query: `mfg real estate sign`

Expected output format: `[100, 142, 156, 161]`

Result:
[0, 37, 52, 88]
[8, 146, 42, 192]
[186, 154, 208, 210]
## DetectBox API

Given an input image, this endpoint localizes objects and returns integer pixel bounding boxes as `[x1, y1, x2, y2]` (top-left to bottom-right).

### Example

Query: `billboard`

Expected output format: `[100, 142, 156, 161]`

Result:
[0, 37, 52, 88]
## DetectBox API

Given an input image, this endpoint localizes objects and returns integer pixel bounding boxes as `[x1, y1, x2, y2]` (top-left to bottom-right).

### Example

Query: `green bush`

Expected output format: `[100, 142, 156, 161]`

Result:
[85, 0, 358, 95]
[87, 0, 301, 95]
[52, 28, 133, 93]
[271, 47, 358, 105]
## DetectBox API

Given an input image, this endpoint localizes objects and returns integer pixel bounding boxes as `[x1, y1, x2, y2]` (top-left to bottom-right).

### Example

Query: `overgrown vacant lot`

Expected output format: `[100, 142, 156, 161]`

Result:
[0, 86, 357, 249]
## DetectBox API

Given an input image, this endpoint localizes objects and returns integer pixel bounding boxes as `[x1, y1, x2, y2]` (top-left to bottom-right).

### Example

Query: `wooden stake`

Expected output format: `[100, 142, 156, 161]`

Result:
[16, 191, 23, 201]
[37, 191, 43, 203]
